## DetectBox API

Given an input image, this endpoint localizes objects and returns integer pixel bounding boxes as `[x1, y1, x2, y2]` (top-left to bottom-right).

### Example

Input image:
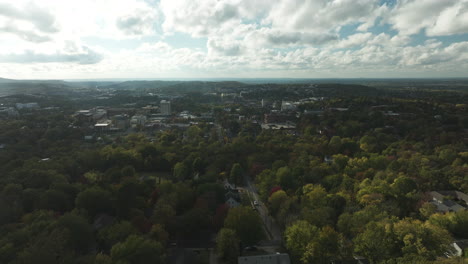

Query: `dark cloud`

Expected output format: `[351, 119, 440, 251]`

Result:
[0, 46, 103, 65]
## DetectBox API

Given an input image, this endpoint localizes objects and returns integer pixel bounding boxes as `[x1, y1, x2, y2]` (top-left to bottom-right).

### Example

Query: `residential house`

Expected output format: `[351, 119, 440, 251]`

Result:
[428, 191, 468, 212]
[238, 253, 291, 264]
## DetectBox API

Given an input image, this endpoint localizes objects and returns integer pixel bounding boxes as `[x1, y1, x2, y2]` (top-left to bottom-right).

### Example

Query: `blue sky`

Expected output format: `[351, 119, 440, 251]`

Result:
[0, 0, 467, 79]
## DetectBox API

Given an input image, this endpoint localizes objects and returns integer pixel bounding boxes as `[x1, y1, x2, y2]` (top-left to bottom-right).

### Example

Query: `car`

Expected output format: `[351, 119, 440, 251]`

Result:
[244, 246, 258, 251]
[253, 200, 259, 206]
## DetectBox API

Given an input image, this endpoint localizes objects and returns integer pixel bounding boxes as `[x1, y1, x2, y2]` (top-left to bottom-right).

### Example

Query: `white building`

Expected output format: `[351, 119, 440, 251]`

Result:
[160, 100, 171, 115]
[15, 102, 39, 110]
[281, 101, 296, 111]
[131, 115, 147, 127]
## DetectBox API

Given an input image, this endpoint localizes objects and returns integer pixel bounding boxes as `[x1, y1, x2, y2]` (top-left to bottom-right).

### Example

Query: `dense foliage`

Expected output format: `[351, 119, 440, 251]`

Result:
[0, 81, 467, 264]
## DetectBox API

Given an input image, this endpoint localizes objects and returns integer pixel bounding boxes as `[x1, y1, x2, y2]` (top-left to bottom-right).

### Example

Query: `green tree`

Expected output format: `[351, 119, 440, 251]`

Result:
[173, 162, 190, 181]
[360, 135, 378, 153]
[302, 226, 348, 264]
[224, 206, 263, 245]
[55, 213, 94, 253]
[229, 163, 243, 186]
[16, 229, 75, 264]
[149, 224, 169, 245]
[98, 221, 138, 249]
[75, 187, 113, 218]
[284, 220, 318, 261]
[268, 190, 288, 216]
[110, 235, 165, 264]
[216, 228, 240, 264]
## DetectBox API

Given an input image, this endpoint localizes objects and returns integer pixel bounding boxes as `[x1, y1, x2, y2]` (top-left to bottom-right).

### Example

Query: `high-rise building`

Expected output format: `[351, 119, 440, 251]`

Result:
[160, 100, 171, 115]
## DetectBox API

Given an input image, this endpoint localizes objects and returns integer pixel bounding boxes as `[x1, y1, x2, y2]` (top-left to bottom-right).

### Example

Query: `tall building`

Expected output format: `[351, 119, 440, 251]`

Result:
[160, 100, 171, 115]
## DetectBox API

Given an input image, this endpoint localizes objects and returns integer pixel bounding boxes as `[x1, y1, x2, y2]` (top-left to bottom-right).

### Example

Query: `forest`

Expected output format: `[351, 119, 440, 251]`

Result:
[0, 81, 467, 264]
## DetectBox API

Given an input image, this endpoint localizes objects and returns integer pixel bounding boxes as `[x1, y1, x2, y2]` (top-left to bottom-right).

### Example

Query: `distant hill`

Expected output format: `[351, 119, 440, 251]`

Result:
[0, 78, 82, 97]
[103, 80, 246, 93]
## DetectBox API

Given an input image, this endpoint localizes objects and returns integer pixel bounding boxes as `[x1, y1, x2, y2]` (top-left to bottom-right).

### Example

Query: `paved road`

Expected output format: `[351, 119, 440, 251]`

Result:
[245, 179, 283, 244]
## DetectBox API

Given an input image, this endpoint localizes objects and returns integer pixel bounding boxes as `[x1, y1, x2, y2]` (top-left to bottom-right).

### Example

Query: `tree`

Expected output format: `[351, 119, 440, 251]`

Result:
[302, 226, 349, 264]
[276, 166, 297, 190]
[110, 235, 165, 264]
[151, 202, 176, 228]
[268, 190, 288, 216]
[229, 163, 243, 186]
[149, 224, 169, 245]
[284, 220, 318, 261]
[16, 228, 75, 264]
[39, 189, 70, 212]
[302, 184, 328, 209]
[224, 206, 263, 245]
[353, 220, 399, 263]
[56, 213, 94, 253]
[216, 228, 240, 264]
[98, 221, 138, 249]
[192, 157, 205, 175]
[75, 187, 113, 218]
[173, 162, 189, 181]
[393, 219, 453, 260]
[360, 135, 378, 153]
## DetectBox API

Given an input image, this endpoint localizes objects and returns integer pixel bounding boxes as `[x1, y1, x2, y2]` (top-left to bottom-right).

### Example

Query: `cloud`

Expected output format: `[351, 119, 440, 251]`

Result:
[116, 13, 154, 36]
[115, 4, 158, 36]
[263, 30, 338, 46]
[389, 0, 468, 36]
[0, 42, 103, 64]
[334, 33, 373, 49]
[0, 23, 51, 42]
[207, 38, 243, 56]
[264, 0, 381, 32]
[0, 2, 59, 33]
[160, 0, 242, 37]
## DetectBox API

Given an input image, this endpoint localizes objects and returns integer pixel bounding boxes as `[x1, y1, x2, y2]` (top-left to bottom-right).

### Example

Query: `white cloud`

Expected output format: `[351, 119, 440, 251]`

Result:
[264, 0, 381, 32]
[0, 41, 103, 64]
[1, 0, 468, 79]
[160, 0, 242, 37]
[390, 0, 468, 36]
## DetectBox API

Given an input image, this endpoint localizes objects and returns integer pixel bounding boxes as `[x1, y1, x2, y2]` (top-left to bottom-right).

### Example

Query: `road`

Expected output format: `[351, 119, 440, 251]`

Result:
[244, 178, 283, 244]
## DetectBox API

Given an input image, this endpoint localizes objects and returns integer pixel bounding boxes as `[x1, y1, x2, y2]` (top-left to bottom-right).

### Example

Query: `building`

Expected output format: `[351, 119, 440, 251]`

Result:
[160, 100, 171, 115]
[15, 102, 39, 110]
[0, 107, 19, 118]
[226, 197, 240, 208]
[281, 101, 296, 111]
[112, 114, 130, 129]
[130, 115, 147, 127]
[428, 191, 468, 212]
[238, 253, 291, 264]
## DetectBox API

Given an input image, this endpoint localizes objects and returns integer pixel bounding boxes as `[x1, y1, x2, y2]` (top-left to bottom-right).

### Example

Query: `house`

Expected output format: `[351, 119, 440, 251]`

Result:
[428, 191, 468, 212]
[224, 180, 236, 190]
[93, 213, 115, 230]
[238, 253, 291, 264]
[452, 240, 468, 257]
[260, 123, 296, 130]
[324, 156, 334, 163]
[225, 190, 240, 201]
[226, 197, 240, 208]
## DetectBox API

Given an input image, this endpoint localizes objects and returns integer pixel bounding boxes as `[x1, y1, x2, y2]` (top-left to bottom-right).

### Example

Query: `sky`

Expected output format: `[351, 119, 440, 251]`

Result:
[0, 0, 467, 80]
